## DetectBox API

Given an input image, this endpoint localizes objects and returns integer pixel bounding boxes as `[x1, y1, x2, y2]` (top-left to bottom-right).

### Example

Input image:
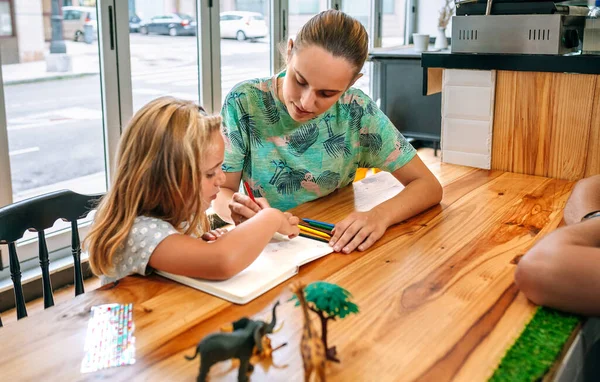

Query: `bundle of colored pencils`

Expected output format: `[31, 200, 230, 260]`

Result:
[298, 218, 335, 243]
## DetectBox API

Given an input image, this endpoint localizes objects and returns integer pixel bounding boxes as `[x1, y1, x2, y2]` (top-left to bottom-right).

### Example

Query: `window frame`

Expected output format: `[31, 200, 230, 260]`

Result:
[0, 0, 15, 38]
[0, 0, 129, 269]
[383, 0, 394, 14]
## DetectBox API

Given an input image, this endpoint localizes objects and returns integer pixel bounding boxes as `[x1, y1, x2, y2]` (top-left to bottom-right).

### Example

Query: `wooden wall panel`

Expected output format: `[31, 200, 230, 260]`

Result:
[585, 75, 600, 177]
[492, 71, 553, 175]
[492, 71, 598, 181]
[490, 71, 516, 172]
[546, 73, 596, 180]
[427, 68, 443, 95]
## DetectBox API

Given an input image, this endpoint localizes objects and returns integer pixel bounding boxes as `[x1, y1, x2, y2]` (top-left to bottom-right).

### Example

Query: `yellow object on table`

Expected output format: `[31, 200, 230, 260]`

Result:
[353, 168, 381, 182]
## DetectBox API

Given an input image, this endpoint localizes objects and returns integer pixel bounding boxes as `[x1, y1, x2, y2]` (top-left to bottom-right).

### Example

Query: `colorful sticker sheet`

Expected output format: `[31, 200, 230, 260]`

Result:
[81, 303, 136, 373]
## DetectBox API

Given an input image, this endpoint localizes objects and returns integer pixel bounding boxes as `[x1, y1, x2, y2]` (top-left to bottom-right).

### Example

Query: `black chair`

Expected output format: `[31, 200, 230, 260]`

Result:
[0, 190, 103, 326]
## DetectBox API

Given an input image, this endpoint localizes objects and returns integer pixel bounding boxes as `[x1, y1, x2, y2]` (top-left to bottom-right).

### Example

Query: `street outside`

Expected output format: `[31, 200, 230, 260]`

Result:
[4, 33, 371, 202]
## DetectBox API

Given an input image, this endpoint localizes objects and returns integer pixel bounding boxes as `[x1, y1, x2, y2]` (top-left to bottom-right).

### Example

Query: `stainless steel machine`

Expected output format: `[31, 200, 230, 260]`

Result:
[451, 0, 589, 55]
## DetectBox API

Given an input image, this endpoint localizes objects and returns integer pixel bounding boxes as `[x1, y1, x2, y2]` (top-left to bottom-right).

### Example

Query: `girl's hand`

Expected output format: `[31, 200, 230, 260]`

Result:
[228, 193, 271, 225]
[278, 211, 300, 239]
[201, 228, 228, 242]
[329, 210, 388, 254]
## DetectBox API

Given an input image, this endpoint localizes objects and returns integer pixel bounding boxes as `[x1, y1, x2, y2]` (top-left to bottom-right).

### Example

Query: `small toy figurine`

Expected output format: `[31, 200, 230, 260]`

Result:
[290, 281, 327, 382]
[291, 281, 359, 362]
[216, 334, 289, 377]
[185, 301, 280, 382]
[249, 335, 288, 372]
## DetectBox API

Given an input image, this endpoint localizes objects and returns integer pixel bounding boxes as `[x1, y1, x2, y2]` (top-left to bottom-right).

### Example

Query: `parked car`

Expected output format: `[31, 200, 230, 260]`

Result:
[220, 11, 268, 41]
[139, 14, 196, 36]
[129, 14, 141, 33]
[62, 6, 97, 42]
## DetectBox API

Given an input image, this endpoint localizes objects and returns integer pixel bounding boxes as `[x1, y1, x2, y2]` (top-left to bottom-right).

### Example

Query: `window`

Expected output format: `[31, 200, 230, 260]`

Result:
[384, 0, 395, 14]
[234, 0, 266, 14]
[289, 0, 320, 15]
[0, 3, 109, 267]
[0, 0, 13, 36]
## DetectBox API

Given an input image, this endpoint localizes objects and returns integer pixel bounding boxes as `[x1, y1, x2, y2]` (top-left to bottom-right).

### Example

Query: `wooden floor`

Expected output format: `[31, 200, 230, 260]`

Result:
[0, 148, 440, 327]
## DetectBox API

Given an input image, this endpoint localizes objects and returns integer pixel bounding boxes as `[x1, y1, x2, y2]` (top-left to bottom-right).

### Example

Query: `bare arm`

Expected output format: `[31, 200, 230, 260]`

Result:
[563, 175, 600, 225]
[515, 218, 600, 316]
[148, 208, 299, 280]
[330, 155, 443, 253]
[373, 155, 443, 228]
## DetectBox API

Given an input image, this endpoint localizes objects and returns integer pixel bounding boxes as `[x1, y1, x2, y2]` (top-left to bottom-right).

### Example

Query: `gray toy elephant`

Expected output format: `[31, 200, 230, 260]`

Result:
[185, 300, 280, 382]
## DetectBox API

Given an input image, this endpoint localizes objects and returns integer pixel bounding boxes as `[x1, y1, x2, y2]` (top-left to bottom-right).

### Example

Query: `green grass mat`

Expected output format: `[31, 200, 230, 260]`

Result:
[489, 307, 581, 382]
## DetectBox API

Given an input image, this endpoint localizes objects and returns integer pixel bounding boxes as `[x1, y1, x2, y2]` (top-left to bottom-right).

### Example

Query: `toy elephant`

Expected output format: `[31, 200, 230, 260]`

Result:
[185, 301, 280, 382]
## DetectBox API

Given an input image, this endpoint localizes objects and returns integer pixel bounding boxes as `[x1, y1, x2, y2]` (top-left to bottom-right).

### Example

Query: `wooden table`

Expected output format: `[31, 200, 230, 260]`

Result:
[0, 162, 574, 381]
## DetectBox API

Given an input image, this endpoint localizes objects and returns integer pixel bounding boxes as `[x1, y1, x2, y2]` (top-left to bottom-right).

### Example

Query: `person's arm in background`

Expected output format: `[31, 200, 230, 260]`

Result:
[515, 175, 600, 316]
[515, 218, 600, 316]
[563, 175, 600, 225]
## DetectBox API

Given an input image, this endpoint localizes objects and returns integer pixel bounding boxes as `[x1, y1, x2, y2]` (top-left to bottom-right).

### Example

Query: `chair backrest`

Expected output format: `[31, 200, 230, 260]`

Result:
[0, 190, 103, 327]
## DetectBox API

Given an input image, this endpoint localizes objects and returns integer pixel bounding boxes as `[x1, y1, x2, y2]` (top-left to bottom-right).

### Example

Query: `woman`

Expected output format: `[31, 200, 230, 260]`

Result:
[214, 10, 443, 254]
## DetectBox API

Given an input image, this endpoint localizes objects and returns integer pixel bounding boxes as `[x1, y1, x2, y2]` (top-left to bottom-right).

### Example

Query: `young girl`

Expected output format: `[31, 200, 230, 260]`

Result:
[85, 97, 299, 285]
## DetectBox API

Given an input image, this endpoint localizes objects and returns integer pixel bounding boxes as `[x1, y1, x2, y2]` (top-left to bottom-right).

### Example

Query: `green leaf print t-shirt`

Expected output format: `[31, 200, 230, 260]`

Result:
[220, 72, 417, 212]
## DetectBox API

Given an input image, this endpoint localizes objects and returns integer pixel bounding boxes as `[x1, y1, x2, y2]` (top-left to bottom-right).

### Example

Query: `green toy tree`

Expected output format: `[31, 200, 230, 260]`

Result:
[292, 281, 359, 362]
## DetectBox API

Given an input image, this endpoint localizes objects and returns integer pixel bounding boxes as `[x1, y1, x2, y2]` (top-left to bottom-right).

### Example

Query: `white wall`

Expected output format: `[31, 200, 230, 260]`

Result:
[441, 69, 496, 169]
[15, 0, 46, 62]
[135, 0, 164, 20]
[417, 0, 452, 38]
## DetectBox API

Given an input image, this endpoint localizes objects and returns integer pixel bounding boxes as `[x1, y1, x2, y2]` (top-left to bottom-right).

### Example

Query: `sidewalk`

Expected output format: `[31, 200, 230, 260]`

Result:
[3, 40, 100, 86]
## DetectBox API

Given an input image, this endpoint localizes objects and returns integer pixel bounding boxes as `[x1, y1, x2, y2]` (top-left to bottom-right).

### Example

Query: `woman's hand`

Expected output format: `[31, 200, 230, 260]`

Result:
[228, 193, 271, 225]
[201, 228, 228, 242]
[329, 210, 389, 253]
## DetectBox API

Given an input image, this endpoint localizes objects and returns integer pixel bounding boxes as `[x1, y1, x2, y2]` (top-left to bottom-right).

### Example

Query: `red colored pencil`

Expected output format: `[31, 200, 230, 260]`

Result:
[243, 181, 257, 203]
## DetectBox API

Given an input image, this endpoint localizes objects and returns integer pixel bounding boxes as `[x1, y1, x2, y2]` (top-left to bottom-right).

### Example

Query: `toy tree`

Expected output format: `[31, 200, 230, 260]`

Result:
[291, 281, 359, 362]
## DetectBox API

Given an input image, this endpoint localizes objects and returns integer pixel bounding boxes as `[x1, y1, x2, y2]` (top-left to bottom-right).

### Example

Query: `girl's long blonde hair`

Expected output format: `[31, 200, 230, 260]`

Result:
[85, 97, 222, 277]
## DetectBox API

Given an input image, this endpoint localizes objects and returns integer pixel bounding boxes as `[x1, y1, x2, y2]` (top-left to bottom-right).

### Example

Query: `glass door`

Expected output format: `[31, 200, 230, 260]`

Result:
[381, 0, 406, 47]
[342, 0, 372, 95]
[2, 2, 106, 203]
[0, 0, 117, 264]
[219, 0, 272, 103]
[126, 1, 201, 112]
[288, 0, 328, 38]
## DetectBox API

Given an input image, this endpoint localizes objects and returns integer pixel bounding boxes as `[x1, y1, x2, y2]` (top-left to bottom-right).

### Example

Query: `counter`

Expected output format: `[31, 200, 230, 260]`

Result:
[420, 51, 600, 180]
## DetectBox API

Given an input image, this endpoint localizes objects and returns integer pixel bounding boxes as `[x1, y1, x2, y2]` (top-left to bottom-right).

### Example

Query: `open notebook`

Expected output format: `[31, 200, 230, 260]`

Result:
[156, 233, 333, 304]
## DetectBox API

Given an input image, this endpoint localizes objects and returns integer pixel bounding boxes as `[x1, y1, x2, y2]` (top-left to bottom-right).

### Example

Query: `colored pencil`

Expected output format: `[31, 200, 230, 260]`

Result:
[299, 225, 331, 239]
[299, 232, 330, 244]
[242, 181, 257, 203]
[302, 218, 335, 231]
[298, 222, 332, 235]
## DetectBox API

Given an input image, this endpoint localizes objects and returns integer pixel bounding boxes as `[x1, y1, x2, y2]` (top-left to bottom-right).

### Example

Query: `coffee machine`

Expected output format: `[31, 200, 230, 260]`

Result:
[451, 0, 589, 55]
